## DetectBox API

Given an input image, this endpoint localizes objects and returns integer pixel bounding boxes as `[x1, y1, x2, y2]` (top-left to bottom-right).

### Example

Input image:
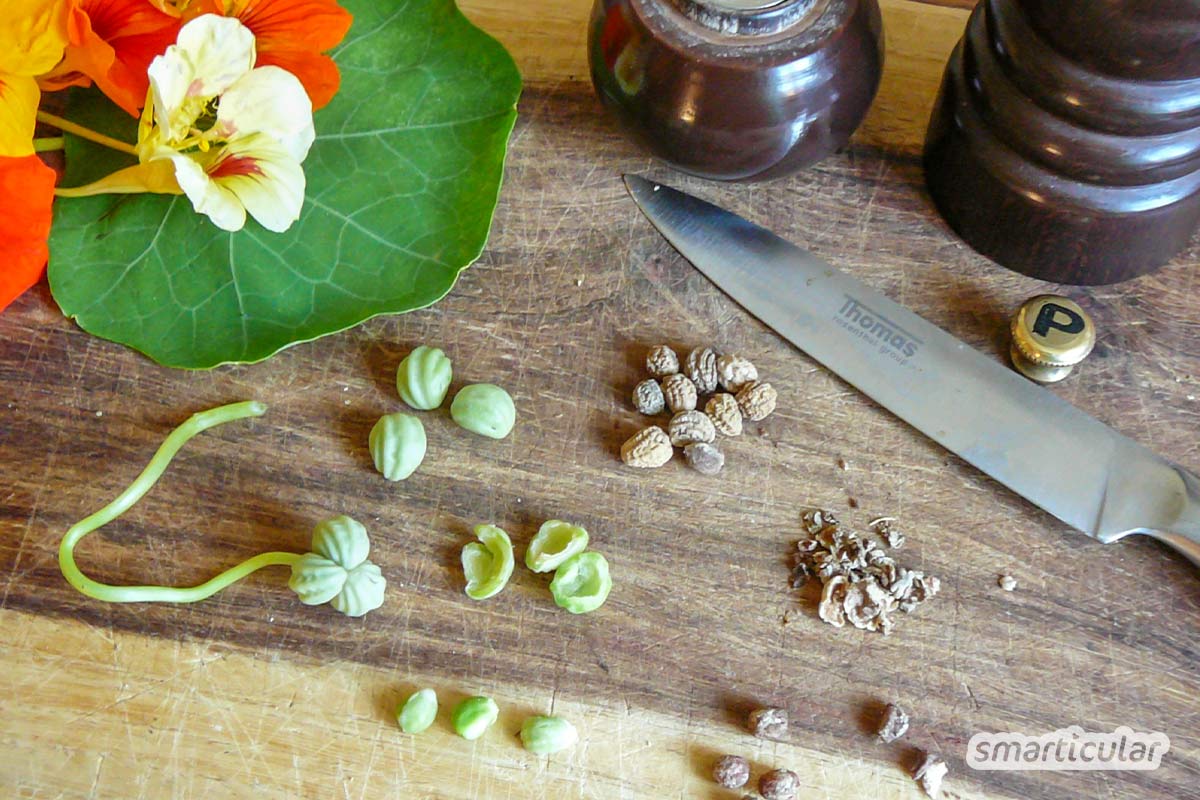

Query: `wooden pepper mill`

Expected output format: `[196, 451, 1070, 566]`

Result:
[923, 0, 1200, 285]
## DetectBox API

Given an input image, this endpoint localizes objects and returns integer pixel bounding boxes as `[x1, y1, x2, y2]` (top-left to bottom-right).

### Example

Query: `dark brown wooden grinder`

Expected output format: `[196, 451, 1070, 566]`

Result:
[589, 0, 884, 181]
[923, 0, 1200, 285]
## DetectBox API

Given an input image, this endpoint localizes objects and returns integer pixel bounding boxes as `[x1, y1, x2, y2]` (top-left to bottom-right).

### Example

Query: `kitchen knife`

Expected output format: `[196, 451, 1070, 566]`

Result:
[624, 174, 1200, 566]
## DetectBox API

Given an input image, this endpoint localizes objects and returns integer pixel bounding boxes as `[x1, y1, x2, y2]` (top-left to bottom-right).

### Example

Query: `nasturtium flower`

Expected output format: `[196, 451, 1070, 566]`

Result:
[185, 0, 352, 109]
[135, 14, 315, 232]
[40, 0, 182, 117]
[0, 0, 72, 156]
[0, 154, 57, 311]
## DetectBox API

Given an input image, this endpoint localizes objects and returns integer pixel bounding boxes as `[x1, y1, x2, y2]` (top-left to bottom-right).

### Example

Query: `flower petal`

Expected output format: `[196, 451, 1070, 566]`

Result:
[0, 0, 72, 77]
[148, 14, 255, 140]
[217, 65, 313, 161]
[209, 132, 305, 232]
[40, 0, 182, 116]
[169, 150, 247, 231]
[0, 154, 56, 312]
[207, 0, 352, 109]
[0, 75, 41, 157]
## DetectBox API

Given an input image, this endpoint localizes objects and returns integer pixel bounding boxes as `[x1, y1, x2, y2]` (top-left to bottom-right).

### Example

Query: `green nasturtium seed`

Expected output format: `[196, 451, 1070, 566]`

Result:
[462, 524, 515, 600]
[369, 412, 427, 481]
[549, 552, 612, 614]
[397, 346, 453, 410]
[525, 520, 589, 573]
[452, 696, 500, 740]
[520, 715, 579, 755]
[288, 516, 387, 617]
[397, 688, 439, 734]
[450, 383, 516, 439]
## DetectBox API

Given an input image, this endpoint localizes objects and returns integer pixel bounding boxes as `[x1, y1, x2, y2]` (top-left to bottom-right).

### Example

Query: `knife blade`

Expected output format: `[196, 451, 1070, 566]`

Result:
[624, 174, 1200, 566]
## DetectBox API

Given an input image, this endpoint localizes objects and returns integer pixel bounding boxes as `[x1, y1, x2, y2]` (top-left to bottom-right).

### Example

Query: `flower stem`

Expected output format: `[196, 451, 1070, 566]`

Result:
[36, 111, 138, 157]
[33, 136, 65, 153]
[58, 400, 305, 604]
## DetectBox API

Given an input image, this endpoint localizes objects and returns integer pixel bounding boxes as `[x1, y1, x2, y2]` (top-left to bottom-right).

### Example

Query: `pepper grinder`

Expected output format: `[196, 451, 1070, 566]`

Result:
[589, 0, 884, 182]
[923, 0, 1200, 285]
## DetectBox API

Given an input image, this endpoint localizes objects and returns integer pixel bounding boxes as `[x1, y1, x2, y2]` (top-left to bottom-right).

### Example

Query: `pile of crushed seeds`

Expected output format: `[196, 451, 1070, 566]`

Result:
[790, 509, 940, 635]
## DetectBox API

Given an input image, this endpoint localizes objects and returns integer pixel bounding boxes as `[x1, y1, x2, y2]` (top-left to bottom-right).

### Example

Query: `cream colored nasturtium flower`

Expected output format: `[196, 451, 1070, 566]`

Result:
[138, 14, 316, 232]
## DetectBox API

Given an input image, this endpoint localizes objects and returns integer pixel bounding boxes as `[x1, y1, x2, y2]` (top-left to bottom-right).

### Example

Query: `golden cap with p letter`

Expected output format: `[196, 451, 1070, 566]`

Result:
[1010, 295, 1096, 384]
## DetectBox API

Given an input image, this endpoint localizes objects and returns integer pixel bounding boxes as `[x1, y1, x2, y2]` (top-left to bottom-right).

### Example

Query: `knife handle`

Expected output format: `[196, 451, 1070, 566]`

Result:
[1147, 466, 1200, 567]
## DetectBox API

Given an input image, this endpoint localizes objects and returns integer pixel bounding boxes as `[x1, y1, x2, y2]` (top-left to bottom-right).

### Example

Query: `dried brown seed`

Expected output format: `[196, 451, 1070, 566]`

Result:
[736, 381, 777, 421]
[712, 755, 750, 789]
[684, 442, 724, 475]
[632, 379, 665, 415]
[871, 517, 905, 548]
[717, 353, 758, 392]
[662, 373, 698, 413]
[998, 574, 1018, 591]
[620, 426, 672, 468]
[818, 574, 849, 627]
[912, 752, 948, 799]
[646, 345, 679, 378]
[685, 347, 719, 394]
[878, 703, 910, 743]
[748, 707, 788, 740]
[758, 769, 800, 800]
[668, 410, 716, 447]
[705, 393, 743, 436]
[843, 578, 898, 633]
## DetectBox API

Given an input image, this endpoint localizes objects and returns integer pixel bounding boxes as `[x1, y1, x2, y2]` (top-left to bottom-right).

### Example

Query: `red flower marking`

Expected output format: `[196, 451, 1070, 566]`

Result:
[208, 153, 263, 179]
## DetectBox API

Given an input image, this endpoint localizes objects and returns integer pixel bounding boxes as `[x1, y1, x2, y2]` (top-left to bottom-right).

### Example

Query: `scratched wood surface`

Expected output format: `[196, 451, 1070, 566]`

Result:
[2, 1, 1199, 799]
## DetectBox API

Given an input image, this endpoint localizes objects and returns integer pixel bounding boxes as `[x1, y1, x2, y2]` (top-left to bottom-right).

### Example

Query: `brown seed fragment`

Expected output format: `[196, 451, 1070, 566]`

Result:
[736, 381, 777, 421]
[668, 409, 716, 447]
[748, 707, 788, 740]
[632, 379, 666, 415]
[717, 353, 758, 392]
[705, 393, 743, 436]
[712, 755, 750, 789]
[998, 574, 1018, 592]
[758, 768, 800, 800]
[685, 347, 719, 394]
[662, 373, 698, 413]
[620, 426, 672, 468]
[870, 517, 905, 549]
[877, 703, 910, 743]
[646, 345, 679, 378]
[684, 442, 724, 475]
[912, 752, 948, 799]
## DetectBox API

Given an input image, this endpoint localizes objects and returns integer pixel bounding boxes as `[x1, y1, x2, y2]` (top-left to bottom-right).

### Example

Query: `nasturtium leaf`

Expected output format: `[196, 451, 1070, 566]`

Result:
[47, 0, 521, 369]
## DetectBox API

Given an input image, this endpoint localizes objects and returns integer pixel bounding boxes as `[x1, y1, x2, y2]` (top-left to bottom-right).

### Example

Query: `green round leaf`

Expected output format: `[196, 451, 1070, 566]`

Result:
[47, 0, 521, 369]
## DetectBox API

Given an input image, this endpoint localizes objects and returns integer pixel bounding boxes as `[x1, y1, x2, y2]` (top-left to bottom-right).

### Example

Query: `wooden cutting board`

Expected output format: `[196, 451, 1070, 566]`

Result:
[2, 1, 1198, 799]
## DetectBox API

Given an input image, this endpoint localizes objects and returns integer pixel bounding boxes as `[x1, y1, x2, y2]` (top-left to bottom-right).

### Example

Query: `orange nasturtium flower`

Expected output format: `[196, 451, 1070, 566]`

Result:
[180, 0, 352, 109]
[1, 0, 72, 156]
[0, 155, 57, 311]
[40, 0, 183, 117]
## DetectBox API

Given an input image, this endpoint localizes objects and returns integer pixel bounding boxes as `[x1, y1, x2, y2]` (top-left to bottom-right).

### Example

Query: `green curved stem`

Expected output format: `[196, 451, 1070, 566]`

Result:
[59, 400, 303, 603]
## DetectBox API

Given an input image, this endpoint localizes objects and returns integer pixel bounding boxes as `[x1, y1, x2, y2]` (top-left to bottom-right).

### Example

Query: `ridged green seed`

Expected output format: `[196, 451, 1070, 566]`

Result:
[450, 383, 516, 439]
[525, 520, 589, 573]
[397, 688, 439, 734]
[462, 524, 514, 600]
[396, 346, 453, 410]
[549, 552, 612, 614]
[452, 696, 499, 740]
[520, 715, 579, 754]
[369, 412, 427, 481]
[288, 516, 387, 617]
